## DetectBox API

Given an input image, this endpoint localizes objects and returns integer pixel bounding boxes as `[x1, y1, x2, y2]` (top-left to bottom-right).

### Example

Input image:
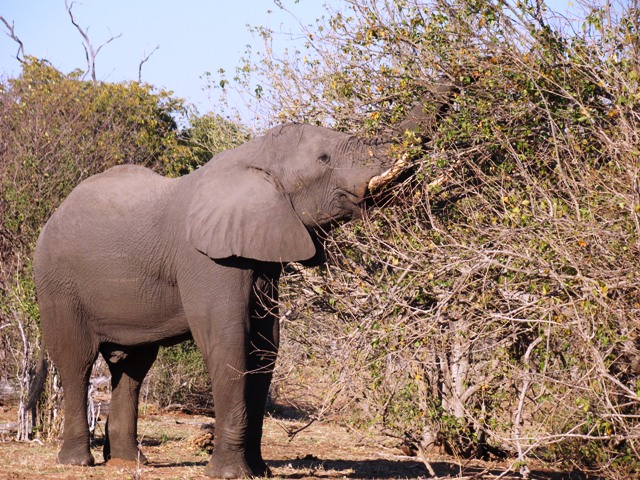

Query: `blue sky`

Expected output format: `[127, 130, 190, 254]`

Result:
[1, 0, 572, 120]
[0, 0, 334, 117]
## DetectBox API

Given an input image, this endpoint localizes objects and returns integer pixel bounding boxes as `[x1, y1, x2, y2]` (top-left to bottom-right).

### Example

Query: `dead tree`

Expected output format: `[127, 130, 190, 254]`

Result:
[65, 0, 121, 82]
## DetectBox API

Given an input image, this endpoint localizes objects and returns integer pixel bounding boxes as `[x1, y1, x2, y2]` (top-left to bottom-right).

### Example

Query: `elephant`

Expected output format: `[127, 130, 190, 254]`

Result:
[28, 85, 456, 478]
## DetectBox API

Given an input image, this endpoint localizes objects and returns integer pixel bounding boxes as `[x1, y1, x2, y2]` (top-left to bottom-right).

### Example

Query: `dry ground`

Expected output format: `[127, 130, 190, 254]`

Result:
[0, 404, 594, 480]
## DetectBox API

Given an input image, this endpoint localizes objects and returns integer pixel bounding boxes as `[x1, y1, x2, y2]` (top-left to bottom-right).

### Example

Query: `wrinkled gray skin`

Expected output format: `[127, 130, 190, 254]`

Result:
[33, 123, 397, 478]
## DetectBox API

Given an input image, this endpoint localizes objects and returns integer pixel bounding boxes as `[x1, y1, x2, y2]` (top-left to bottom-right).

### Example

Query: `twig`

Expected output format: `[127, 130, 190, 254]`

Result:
[275, 416, 318, 441]
[416, 443, 437, 477]
[512, 336, 543, 479]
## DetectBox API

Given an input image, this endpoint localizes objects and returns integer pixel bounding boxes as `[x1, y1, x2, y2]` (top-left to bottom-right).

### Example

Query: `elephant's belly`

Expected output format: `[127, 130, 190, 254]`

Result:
[83, 277, 190, 345]
[96, 312, 190, 346]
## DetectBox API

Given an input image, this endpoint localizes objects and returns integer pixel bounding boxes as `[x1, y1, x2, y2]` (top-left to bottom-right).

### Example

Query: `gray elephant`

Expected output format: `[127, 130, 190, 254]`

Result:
[28, 86, 455, 479]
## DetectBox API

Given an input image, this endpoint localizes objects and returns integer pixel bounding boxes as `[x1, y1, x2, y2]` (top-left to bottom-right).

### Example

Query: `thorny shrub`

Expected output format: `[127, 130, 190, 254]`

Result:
[218, 0, 640, 476]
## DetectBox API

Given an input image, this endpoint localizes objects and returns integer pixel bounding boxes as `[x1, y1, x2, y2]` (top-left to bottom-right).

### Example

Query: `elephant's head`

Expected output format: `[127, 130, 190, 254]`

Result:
[187, 82, 457, 264]
[263, 124, 395, 226]
[186, 123, 400, 264]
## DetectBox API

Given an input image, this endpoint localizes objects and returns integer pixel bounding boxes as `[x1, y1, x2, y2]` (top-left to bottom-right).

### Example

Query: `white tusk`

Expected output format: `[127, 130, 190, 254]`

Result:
[368, 152, 460, 194]
[367, 152, 410, 193]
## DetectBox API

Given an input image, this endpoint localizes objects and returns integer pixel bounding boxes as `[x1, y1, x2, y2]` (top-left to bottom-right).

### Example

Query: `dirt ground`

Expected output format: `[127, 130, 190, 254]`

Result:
[0, 404, 595, 480]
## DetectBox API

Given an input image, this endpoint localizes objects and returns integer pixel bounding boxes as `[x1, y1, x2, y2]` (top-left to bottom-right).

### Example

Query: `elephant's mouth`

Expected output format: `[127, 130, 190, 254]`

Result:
[334, 188, 363, 220]
[305, 189, 363, 227]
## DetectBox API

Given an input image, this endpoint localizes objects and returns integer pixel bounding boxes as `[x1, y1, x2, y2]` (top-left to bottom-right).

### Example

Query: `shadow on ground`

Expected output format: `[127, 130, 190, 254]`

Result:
[149, 460, 208, 469]
[91, 434, 185, 449]
[268, 457, 601, 479]
[267, 401, 315, 422]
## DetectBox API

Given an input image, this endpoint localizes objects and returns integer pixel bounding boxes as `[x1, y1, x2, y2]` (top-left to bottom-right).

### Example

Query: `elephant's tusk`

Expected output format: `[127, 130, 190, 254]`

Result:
[367, 152, 456, 194]
[367, 152, 410, 193]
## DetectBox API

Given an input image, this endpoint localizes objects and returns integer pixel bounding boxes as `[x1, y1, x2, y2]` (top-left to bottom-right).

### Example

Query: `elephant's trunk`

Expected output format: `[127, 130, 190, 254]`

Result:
[366, 80, 458, 194]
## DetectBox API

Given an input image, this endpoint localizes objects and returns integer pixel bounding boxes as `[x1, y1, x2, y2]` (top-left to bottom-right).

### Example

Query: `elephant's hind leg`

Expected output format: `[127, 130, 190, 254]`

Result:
[41, 300, 98, 466]
[102, 344, 158, 464]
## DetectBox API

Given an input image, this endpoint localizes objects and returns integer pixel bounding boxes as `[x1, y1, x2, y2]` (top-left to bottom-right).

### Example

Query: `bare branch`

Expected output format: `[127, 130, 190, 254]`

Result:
[94, 29, 121, 58]
[138, 45, 159, 82]
[0, 15, 25, 63]
[64, 0, 121, 82]
[65, 0, 94, 79]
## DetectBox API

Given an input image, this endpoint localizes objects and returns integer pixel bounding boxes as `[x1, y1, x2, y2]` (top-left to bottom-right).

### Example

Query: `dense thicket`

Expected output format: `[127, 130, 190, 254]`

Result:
[222, 0, 640, 476]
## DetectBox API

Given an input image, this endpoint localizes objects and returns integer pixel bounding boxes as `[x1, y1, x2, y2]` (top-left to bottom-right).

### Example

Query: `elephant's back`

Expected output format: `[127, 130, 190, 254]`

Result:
[48, 164, 169, 222]
[71, 164, 170, 210]
[35, 164, 174, 283]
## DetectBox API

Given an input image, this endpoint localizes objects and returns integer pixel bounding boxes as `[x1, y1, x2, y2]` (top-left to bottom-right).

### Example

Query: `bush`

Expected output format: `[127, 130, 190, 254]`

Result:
[0, 57, 191, 281]
[231, 0, 640, 476]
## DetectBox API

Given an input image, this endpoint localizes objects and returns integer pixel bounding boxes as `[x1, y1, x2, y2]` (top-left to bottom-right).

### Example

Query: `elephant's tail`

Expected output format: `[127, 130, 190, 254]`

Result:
[26, 352, 48, 410]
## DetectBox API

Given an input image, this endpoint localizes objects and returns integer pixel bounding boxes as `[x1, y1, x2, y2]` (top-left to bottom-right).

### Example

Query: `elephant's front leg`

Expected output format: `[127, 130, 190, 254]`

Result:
[205, 341, 254, 479]
[245, 272, 281, 476]
[182, 263, 263, 479]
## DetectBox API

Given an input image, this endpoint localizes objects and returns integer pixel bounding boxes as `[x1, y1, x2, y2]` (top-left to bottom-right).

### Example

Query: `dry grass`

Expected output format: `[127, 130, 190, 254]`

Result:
[0, 404, 597, 479]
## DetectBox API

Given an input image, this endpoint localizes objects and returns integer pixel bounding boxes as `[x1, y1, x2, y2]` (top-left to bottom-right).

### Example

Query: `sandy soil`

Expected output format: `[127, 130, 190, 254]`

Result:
[0, 404, 594, 479]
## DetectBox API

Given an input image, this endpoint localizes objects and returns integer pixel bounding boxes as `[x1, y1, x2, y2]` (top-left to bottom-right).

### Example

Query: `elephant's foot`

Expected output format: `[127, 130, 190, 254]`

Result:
[104, 442, 148, 465]
[247, 452, 271, 478]
[205, 450, 270, 479]
[57, 444, 95, 466]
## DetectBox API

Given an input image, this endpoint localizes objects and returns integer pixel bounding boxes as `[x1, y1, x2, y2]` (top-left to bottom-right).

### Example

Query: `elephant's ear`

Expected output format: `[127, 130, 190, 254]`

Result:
[185, 166, 316, 263]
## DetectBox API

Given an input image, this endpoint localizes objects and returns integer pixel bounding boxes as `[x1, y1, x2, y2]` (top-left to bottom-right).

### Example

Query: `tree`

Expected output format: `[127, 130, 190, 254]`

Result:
[64, 0, 122, 82]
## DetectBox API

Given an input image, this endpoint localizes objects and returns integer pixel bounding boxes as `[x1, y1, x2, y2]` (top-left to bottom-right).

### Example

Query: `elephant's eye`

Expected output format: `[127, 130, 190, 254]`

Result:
[318, 153, 331, 164]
